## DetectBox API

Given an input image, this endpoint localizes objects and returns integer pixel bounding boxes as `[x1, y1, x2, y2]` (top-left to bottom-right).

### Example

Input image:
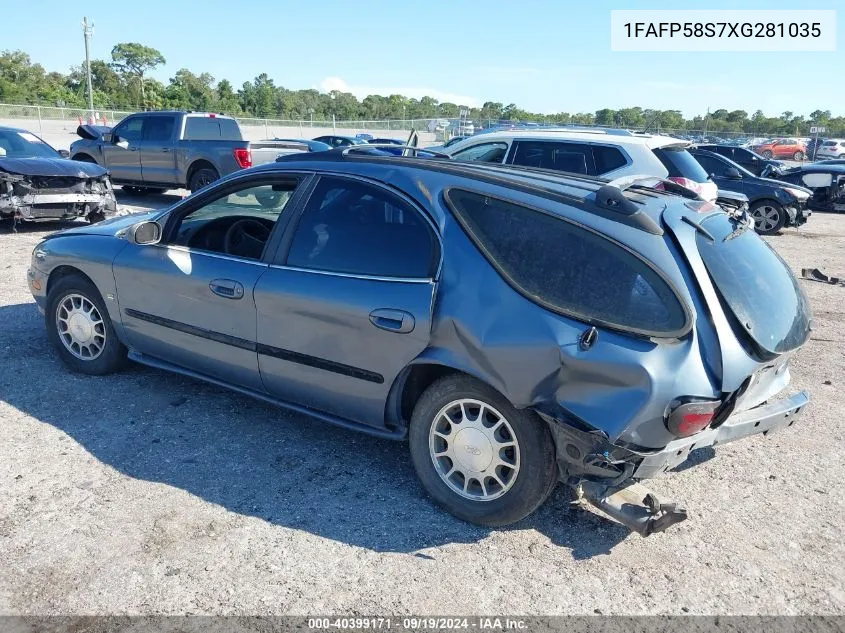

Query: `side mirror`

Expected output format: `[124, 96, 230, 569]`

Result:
[58, 149, 70, 158]
[102, 132, 113, 143]
[129, 221, 162, 245]
[725, 168, 742, 180]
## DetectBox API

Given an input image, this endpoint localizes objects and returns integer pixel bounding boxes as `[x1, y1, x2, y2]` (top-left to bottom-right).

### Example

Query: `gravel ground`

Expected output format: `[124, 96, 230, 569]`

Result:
[0, 192, 843, 616]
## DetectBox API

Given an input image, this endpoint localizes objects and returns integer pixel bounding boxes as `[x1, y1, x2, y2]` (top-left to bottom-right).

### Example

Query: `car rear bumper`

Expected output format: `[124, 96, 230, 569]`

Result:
[632, 390, 810, 479]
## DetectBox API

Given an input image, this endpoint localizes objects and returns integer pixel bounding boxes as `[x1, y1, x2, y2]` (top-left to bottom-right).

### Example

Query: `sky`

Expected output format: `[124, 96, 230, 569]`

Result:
[3, 0, 842, 117]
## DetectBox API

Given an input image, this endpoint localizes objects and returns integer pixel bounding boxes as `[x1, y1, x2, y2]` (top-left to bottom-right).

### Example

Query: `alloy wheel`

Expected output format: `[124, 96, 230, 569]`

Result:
[428, 398, 521, 501]
[55, 293, 106, 360]
[751, 205, 781, 232]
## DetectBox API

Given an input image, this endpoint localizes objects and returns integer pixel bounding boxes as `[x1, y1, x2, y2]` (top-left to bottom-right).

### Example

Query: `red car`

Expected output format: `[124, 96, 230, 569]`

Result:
[753, 138, 807, 161]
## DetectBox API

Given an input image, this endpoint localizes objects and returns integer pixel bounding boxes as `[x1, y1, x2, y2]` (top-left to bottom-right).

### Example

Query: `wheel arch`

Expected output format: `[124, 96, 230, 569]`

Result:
[46, 265, 98, 297]
[385, 357, 510, 431]
[186, 159, 218, 187]
[71, 153, 98, 164]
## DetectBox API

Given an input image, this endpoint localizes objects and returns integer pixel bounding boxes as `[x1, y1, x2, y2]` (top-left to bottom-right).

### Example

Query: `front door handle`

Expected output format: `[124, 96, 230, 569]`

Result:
[369, 308, 415, 334]
[209, 278, 244, 299]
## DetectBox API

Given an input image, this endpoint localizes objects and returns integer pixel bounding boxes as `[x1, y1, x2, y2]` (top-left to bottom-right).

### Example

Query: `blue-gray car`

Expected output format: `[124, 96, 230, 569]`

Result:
[27, 151, 811, 535]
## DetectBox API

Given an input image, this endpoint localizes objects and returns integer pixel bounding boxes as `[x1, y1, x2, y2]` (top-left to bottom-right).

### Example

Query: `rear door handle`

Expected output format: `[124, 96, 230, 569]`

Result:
[369, 308, 415, 334]
[209, 278, 244, 299]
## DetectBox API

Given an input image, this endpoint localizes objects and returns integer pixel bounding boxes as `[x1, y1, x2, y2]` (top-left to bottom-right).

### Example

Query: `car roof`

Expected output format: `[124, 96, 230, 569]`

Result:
[263, 148, 704, 235]
[445, 128, 688, 151]
[0, 125, 31, 133]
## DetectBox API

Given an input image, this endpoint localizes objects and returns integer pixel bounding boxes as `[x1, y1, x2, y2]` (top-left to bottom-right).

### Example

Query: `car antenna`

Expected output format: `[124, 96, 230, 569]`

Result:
[640, 114, 660, 135]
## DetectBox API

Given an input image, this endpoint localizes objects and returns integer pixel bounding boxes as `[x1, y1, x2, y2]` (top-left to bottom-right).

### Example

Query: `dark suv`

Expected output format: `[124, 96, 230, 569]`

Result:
[27, 151, 811, 536]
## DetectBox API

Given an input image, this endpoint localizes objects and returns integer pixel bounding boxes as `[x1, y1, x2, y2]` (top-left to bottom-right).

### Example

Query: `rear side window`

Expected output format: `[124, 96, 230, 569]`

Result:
[183, 117, 242, 141]
[286, 177, 436, 278]
[511, 141, 594, 175]
[652, 146, 709, 182]
[593, 145, 628, 174]
[445, 189, 688, 336]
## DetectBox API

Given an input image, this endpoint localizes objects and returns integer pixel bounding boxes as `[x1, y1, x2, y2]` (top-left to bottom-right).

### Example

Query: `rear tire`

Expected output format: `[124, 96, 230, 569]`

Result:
[409, 375, 557, 527]
[46, 274, 126, 375]
[750, 200, 786, 235]
[188, 167, 219, 193]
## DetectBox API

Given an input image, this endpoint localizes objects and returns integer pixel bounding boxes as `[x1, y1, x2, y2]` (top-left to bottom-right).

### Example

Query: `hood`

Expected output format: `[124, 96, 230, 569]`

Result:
[0, 157, 108, 178]
[76, 124, 111, 140]
[755, 175, 813, 194]
[44, 210, 160, 240]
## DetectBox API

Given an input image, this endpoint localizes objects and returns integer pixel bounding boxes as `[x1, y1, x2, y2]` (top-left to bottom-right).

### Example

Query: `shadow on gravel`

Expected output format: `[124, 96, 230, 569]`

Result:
[0, 302, 630, 558]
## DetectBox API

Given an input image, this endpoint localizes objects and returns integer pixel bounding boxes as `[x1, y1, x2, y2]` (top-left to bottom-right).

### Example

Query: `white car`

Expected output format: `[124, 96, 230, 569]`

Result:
[815, 139, 845, 160]
[440, 127, 718, 202]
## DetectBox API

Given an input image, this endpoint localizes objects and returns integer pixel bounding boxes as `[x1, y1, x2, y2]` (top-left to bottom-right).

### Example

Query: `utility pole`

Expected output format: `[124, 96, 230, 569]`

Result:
[82, 17, 95, 123]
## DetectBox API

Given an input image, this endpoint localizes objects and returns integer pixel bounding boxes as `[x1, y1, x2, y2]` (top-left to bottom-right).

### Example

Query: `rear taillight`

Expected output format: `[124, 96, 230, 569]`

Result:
[233, 148, 252, 169]
[666, 400, 721, 438]
[668, 176, 702, 195]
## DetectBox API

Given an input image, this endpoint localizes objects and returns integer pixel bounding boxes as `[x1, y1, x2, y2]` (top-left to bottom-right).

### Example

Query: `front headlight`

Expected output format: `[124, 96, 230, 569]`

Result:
[783, 187, 811, 201]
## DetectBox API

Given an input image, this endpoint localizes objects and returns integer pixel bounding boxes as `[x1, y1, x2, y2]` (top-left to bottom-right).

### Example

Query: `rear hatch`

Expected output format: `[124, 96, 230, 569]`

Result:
[652, 144, 718, 203]
[693, 212, 811, 357]
[666, 204, 811, 408]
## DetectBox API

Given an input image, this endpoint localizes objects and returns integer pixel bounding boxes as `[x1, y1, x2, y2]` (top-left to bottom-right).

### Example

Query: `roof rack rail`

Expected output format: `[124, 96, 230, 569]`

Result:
[341, 144, 452, 159]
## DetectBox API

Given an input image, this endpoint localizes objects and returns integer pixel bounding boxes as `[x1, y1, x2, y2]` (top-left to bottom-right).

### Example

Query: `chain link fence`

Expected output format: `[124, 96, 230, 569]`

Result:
[0, 103, 817, 145]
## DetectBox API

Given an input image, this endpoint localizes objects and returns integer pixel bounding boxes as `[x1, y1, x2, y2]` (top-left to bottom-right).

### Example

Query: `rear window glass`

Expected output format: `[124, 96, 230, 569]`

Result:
[652, 146, 709, 182]
[183, 117, 242, 141]
[446, 189, 689, 336]
[696, 214, 811, 355]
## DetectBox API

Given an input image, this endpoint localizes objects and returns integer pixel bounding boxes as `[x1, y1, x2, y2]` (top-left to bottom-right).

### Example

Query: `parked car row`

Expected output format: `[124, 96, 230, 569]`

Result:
[25, 144, 812, 536]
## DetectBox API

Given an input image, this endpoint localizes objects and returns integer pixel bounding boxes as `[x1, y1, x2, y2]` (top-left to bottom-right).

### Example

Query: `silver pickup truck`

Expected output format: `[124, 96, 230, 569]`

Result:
[69, 111, 306, 194]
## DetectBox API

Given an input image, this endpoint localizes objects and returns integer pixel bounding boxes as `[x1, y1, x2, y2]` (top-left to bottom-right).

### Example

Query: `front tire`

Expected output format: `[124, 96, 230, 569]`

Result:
[750, 200, 786, 235]
[762, 150, 773, 159]
[409, 375, 557, 527]
[793, 151, 804, 161]
[46, 274, 126, 375]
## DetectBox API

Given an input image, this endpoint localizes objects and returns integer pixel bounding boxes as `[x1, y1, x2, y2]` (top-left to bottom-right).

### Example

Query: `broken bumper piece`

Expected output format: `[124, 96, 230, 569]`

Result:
[633, 390, 809, 480]
[578, 480, 688, 537]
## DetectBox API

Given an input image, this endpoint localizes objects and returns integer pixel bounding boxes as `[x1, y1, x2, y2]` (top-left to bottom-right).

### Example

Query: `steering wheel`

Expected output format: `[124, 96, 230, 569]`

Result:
[223, 218, 271, 259]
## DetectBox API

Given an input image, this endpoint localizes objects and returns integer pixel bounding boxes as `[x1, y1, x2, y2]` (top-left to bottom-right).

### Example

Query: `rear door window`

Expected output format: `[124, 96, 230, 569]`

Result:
[445, 189, 689, 336]
[143, 116, 175, 142]
[511, 141, 595, 175]
[286, 176, 437, 278]
[652, 146, 710, 181]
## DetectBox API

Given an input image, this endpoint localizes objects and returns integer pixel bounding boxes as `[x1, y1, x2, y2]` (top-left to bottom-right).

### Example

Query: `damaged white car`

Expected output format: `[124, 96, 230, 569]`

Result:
[0, 125, 116, 227]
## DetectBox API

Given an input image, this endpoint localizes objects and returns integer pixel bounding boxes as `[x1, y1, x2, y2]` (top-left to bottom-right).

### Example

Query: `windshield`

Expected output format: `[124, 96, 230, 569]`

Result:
[696, 213, 811, 356]
[0, 129, 60, 159]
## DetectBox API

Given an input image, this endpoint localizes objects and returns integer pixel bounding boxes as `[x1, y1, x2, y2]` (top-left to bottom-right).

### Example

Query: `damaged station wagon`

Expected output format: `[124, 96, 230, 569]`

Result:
[0, 125, 116, 227]
[26, 148, 811, 535]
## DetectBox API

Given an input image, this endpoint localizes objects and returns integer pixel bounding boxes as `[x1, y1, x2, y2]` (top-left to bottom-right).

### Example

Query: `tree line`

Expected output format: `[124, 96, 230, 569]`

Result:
[2, 46, 844, 136]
